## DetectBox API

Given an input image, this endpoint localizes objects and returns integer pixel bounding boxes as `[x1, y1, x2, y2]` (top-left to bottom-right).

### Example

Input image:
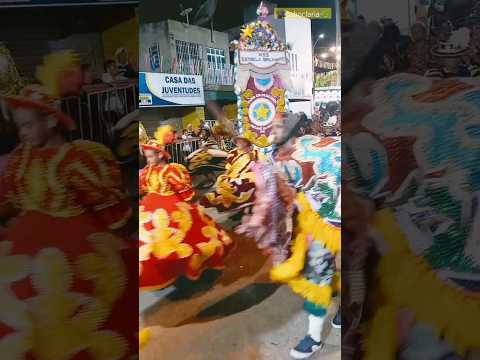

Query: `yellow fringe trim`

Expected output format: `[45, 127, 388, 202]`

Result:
[271, 193, 341, 282]
[332, 272, 341, 294]
[270, 192, 341, 307]
[270, 233, 307, 282]
[296, 192, 341, 255]
[289, 277, 333, 308]
[139, 328, 151, 349]
[364, 209, 480, 359]
[363, 306, 398, 360]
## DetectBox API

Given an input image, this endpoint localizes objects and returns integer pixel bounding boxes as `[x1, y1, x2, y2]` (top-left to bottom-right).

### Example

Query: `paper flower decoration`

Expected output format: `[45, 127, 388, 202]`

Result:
[238, 21, 287, 51]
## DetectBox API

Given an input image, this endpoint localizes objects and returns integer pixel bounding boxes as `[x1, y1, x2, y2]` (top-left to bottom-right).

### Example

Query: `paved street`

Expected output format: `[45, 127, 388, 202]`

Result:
[140, 233, 340, 360]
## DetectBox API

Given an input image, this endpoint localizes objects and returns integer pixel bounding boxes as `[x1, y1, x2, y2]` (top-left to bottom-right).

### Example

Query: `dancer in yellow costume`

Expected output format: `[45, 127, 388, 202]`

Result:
[199, 132, 263, 223]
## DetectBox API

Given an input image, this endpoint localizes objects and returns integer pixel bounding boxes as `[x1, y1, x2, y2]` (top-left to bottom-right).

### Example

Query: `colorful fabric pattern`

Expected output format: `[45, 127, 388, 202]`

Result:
[274, 135, 341, 224]
[236, 161, 294, 265]
[345, 74, 480, 274]
[139, 163, 233, 291]
[343, 73, 480, 357]
[0, 140, 136, 359]
[187, 151, 226, 174]
[240, 135, 341, 309]
[186, 141, 226, 175]
[200, 148, 261, 214]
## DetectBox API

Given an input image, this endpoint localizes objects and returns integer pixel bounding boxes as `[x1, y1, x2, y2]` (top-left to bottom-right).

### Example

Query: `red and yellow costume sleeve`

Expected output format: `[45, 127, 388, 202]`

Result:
[139, 167, 149, 196]
[0, 166, 13, 217]
[165, 164, 195, 201]
[0, 149, 22, 218]
[62, 140, 131, 230]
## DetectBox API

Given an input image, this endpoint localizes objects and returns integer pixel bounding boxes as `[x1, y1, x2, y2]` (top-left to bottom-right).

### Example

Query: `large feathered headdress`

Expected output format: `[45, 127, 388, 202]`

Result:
[0, 43, 23, 97]
[140, 124, 175, 160]
[139, 121, 149, 146]
[5, 50, 82, 130]
[206, 101, 252, 145]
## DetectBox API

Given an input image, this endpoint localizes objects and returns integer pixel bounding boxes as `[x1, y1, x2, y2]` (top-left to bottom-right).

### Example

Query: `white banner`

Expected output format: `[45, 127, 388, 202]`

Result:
[238, 50, 288, 69]
[314, 88, 341, 103]
[139, 72, 205, 107]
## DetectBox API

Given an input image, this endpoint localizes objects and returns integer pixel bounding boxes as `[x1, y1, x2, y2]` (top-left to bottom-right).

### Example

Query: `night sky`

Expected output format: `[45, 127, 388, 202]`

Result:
[139, 0, 338, 47]
[0, 1, 337, 49]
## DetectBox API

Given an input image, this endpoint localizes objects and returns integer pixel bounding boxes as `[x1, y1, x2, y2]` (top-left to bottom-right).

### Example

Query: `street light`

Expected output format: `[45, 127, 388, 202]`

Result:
[312, 33, 325, 117]
[313, 33, 325, 51]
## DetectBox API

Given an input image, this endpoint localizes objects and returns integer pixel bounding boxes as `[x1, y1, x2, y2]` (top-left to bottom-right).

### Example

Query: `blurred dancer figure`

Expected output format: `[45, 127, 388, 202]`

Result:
[0, 51, 137, 359]
[238, 112, 341, 359]
[139, 125, 233, 289]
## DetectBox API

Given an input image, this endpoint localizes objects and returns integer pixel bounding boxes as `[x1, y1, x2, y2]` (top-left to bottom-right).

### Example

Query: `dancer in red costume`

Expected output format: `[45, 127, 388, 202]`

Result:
[0, 52, 137, 359]
[139, 125, 234, 291]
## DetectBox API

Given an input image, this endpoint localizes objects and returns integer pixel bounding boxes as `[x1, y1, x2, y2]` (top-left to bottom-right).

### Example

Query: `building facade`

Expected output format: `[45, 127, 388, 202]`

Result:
[140, 19, 234, 92]
[269, 16, 314, 116]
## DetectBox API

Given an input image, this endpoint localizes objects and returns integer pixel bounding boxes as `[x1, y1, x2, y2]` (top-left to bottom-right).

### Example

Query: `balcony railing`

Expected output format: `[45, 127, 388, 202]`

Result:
[203, 65, 234, 87]
[173, 58, 234, 87]
[148, 54, 234, 87]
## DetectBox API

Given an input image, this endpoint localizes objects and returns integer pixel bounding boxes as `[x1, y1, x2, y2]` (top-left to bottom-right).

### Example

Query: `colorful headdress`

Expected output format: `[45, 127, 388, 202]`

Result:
[238, 21, 287, 51]
[5, 50, 82, 130]
[210, 117, 251, 145]
[431, 27, 471, 57]
[139, 121, 149, 146]
[207, 101, 238, 139]
[0, 43, 23, 97]
[140, 124, 175, 160]
[212, 122, 232, 137]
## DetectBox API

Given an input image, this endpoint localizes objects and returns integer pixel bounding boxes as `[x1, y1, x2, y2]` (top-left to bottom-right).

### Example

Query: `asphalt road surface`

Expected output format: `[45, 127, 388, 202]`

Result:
[140, 233, 341, 360]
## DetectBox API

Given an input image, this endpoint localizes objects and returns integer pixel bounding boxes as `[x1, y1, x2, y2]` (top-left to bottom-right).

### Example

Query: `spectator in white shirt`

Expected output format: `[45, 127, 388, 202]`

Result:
[101, 60, 127, 84]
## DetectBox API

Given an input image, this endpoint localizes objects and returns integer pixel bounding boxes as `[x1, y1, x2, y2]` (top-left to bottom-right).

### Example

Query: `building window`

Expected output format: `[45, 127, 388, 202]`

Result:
[149, 44, 160, 71]
[175, 40, 203, 74]
[206, 47, 226, 70]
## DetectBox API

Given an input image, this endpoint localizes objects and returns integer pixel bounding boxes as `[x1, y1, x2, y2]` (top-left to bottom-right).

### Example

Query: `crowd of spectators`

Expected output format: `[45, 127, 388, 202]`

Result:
[357, 0, 480, 80]
[80, 48, 138, 92]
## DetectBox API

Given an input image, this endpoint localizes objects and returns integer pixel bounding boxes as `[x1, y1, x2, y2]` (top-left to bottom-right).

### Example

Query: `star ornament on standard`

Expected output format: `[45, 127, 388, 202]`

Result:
[241, 25, 254, 38]
[255, 103, 271, 122]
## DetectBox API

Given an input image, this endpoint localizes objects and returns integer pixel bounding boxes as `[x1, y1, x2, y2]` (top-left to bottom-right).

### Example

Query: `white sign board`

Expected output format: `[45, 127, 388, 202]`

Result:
[238, 50, 288, 69]
[139, 72, 205, 107]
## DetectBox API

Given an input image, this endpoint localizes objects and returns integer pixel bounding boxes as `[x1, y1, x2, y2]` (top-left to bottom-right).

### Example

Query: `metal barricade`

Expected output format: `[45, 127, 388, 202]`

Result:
[166, 138, 202, 166]
[60, 96, 82, 141]
[61, 83, 138, 144]
[204, 120, 216, 129]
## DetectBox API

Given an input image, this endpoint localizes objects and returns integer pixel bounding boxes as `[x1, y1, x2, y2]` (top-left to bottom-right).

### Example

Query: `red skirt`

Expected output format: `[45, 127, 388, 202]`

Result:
[139, 193, 233, 291]
[0, 211, 138, 359]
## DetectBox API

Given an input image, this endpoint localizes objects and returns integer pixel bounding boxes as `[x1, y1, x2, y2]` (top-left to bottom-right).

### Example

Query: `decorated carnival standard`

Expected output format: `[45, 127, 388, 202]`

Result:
[232, 1, 292, 153]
